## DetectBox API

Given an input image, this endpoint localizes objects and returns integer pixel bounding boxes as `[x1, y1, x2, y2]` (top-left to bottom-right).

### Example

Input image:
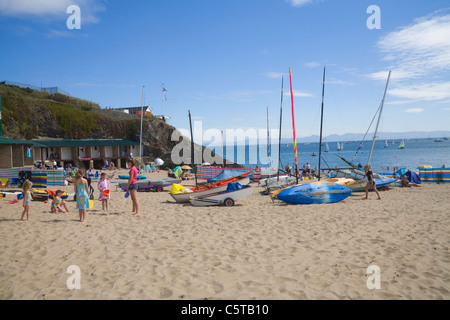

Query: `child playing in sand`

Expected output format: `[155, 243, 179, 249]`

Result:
[20, 180, 33, 221]
[74, 169, 90, 222]
[51, 190, 70, 213]
[97, 172, 110, 211]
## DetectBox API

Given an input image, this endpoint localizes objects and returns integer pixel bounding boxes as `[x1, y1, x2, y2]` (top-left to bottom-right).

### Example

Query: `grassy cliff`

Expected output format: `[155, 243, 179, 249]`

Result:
[0, 84, 225, 167]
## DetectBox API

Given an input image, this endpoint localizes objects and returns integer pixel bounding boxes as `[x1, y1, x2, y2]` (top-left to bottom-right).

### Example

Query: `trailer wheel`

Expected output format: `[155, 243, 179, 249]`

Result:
[157, 187, 163, 192]
[224, 198, 235, 207]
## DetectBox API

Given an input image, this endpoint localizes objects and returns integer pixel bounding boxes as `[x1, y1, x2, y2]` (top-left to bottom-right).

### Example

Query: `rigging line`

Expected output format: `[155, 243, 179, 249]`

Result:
[352, 102, 382, 163]
[328, 79, 346, 137]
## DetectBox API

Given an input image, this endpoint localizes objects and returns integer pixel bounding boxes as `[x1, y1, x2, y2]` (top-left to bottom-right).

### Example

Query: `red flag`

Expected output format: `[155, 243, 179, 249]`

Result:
[289, 68, 298, 167]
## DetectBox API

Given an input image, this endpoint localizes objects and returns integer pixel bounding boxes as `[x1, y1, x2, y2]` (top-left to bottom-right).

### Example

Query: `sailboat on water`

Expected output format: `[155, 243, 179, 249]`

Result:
[398, 140, 405, 149]
[384, 140, 389, 148]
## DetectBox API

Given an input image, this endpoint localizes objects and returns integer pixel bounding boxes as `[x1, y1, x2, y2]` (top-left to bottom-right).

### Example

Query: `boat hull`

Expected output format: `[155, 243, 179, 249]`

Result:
[189, 185, 253, 207]
[275, 182, 351, 205]
[259, 175, 297, 188]
[119, 178, 181, 192]
[349, 178, 397, 192]
[170, 177, 250, 203]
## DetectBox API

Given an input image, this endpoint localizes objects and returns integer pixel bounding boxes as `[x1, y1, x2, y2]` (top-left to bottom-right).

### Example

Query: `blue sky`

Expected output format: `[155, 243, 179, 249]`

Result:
[1, 0, 450, 143]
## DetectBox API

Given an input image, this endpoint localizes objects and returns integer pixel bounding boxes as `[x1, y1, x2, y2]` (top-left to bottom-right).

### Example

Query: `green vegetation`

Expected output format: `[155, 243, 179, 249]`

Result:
[0, 84, 147, 140]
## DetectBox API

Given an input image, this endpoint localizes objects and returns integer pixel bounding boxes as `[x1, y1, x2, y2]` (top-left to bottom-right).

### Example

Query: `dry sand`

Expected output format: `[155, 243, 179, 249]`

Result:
[0, 169, 449, 300]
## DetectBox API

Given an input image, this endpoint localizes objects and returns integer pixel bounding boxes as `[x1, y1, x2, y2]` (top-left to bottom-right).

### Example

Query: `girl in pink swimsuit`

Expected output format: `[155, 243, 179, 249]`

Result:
[126, 158, 140, 215]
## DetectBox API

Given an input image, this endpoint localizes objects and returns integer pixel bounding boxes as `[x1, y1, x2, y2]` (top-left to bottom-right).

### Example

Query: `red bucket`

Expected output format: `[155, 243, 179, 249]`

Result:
[103, 190, 110, 197]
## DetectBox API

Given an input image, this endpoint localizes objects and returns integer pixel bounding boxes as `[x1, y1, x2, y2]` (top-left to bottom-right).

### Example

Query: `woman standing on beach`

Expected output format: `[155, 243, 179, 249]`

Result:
[126, 158, 140, 215]
[74, 169, 90, 222]
[364, 164, 381, 200]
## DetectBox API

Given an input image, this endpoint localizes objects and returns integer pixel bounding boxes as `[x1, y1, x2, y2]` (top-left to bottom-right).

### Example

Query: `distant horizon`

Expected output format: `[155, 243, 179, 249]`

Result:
[191, 130, 450, 147]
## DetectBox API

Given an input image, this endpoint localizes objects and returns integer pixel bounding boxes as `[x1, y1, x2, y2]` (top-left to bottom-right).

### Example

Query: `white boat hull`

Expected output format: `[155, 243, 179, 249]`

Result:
[170, 177, 250, 203]
[189, 185, 253, 207]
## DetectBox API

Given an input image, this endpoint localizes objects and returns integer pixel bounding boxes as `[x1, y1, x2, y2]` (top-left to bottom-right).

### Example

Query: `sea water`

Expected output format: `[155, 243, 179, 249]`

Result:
[221, 138, 450, 173]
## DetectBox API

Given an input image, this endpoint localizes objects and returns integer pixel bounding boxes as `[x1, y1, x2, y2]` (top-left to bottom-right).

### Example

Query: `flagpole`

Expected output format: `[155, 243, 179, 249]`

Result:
[139, 85, 145, 170]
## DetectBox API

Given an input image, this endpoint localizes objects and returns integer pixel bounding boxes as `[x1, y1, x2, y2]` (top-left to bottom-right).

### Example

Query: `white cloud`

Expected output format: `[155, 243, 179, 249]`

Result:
[377, 13, 450, 79]
[386, 100, 419, 105]
[305, 61, 320, 68]
[263, 72, 284, 79]
[389, 82, 450, 101]
[0, 0, 105, 24]
[404, 108, 424, 113]
[193, 90, 274, 103]
[369, 12, 450, 103]
[287, 0, 314, 7]
[0, 0, 72, 16]
[326, 79, 355, 86]
[285, 90, 314, 98]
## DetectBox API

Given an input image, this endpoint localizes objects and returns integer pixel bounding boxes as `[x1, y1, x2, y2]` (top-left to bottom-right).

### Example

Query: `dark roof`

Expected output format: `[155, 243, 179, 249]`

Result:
[1, 137, 139, 147]
[29, 139, 140, 148]
[0, 137, 33, 145]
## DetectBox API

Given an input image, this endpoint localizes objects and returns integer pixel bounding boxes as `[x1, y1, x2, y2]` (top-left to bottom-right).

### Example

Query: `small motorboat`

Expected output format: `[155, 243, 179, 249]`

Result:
[170, 175, 251, 203]
[189, 183, 253, 207]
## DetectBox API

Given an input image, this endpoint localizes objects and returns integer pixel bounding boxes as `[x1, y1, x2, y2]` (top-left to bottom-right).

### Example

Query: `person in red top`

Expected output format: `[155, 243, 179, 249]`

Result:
[126, 158, 140, 215]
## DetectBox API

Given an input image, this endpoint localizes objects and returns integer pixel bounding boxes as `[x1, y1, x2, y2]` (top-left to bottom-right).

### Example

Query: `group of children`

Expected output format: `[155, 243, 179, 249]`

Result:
[20, 170, 111, 222]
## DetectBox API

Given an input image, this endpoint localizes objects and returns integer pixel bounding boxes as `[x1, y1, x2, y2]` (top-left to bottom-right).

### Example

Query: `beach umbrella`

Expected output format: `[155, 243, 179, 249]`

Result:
[154, 158, 164, 166]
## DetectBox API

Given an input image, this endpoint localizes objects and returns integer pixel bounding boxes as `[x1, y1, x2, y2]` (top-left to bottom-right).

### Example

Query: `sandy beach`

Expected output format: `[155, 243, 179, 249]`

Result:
[0, 169, 449, 300]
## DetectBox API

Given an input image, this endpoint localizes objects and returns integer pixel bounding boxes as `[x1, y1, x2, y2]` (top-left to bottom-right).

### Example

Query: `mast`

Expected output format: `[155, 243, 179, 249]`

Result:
[162, 83, 165, 118]
[318, 67, 326, 181]
[289, 68, 298, 184]
[188, 110, 198, 188]
[221, 129, 224, 168]
[267, 106, 271, 178]
[368, 70, 391, 165]
[277, 76, 284, 181]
